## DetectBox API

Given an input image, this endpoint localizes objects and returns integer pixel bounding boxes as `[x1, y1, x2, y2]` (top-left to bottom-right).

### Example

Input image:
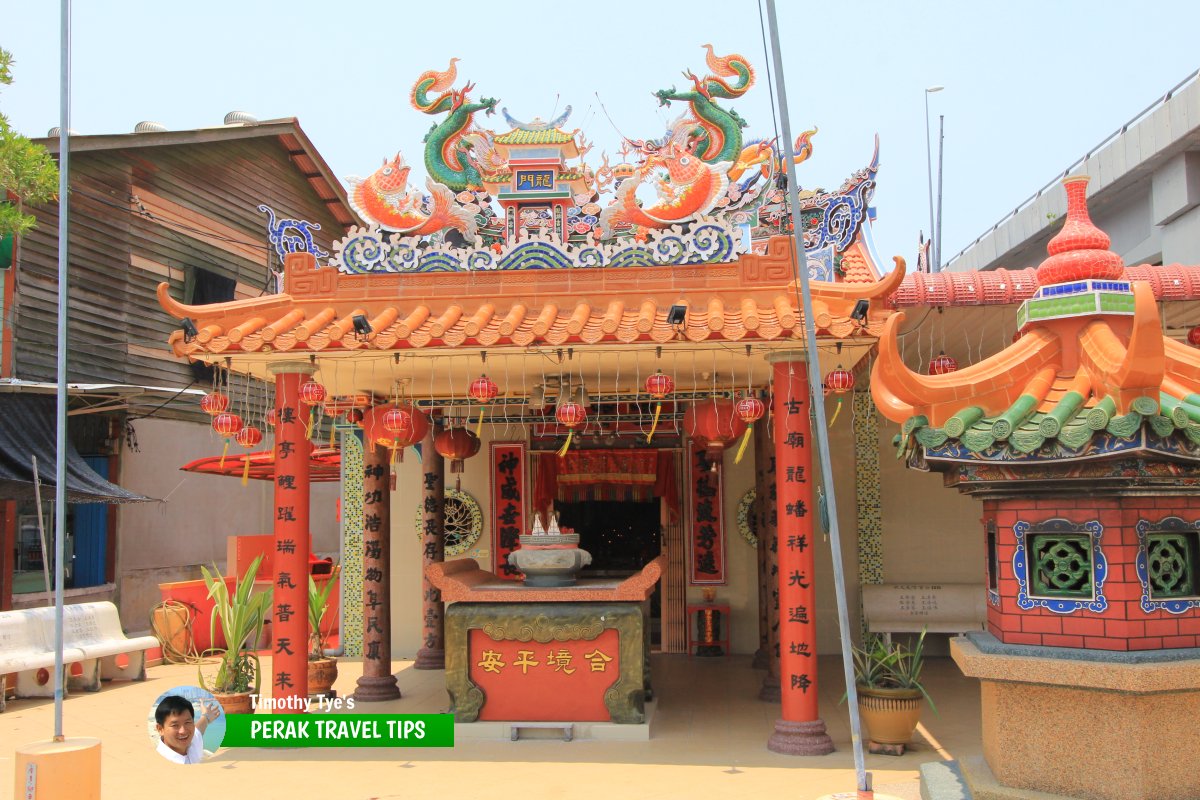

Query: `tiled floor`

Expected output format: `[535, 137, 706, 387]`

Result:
[1, 654, 982, 800]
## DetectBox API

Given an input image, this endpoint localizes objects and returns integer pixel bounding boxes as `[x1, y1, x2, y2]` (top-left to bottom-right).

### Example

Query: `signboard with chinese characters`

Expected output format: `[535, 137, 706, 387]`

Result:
[470, 629, 619, 721]
[688, 440, 726, 584]
[490, 442, 526, 579]
[514, 169, 556, 192]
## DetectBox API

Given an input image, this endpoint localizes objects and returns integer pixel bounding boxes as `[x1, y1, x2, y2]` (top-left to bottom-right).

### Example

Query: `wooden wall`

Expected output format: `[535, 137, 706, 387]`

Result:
[13, 133, 347, 420]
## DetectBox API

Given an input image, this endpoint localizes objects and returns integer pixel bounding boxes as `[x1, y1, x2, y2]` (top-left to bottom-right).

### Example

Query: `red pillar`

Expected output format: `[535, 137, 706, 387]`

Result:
[414, 421, 445, 669]
[755, 418, 780, 700]
[353, 440, 401, 701]
[270, 365, 312, 710]
[767, 353, 834, 755]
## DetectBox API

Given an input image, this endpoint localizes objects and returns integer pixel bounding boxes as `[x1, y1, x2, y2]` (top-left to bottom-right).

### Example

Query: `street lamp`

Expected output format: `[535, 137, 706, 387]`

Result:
[925, 85, 943, 271]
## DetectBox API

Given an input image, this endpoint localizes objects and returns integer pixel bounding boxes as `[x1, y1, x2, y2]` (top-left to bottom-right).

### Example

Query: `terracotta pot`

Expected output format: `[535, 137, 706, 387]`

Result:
[212, 691, 253, 715]
[308, 657, 338, 696]
[856, 685, 923, 745]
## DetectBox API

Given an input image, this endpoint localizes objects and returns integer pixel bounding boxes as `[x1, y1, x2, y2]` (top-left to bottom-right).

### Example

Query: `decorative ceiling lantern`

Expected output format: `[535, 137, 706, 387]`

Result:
[555, 401, 587, 456]
[1189, 326, 1200, 348]
[733, 394, 766, 464]
[363, 403, 430, 465]
[928, 351, 959, 375]
[469, 374, 499, 435]
[682, 399, 748, 466]
[434, 427, 482, 490]
[824, 365, 855, 426]
[234, 425, 264, 486]
[265, 408, 279, 427]
[200, 392, 230, 415]
[644, 370, 676, 442]
[299, 379, 327, 406]
[212, 412, 243, 467]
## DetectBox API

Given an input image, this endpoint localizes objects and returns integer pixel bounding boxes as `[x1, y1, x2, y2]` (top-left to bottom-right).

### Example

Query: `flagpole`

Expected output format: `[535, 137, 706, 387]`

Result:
[763, 0, 869, 792]
[54, 0, 72, 743]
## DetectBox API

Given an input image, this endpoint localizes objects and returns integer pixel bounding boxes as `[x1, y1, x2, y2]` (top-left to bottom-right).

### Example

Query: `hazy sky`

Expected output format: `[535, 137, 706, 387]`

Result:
[6, 1, 1200, 268]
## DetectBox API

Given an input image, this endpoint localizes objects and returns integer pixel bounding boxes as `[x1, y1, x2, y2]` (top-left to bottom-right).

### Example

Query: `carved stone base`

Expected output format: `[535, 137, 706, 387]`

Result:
[758, 673, 781, 702]
[752, 647, 768, 669]
[413, 647, 445, 670]
[767, 718, 835, 755]
[351, 674, 400, 702]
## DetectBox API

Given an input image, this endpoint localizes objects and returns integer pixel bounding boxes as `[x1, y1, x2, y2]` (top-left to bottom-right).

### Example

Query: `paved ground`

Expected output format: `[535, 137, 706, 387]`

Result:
[2, 654, 982, 800]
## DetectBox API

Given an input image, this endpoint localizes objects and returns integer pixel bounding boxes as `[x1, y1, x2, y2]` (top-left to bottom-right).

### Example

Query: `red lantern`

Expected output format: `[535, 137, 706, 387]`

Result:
[299, 379, 327, 406]
[435, 427, 481, 489]
[733, 394, 765, 464]
[200, 392, 230, 415]
[644, 370, 675, 442]
[928, 352, 958, 375]
[825, 367, 855, 393]
[1188, 326, 1200, 347]
[469, 374, 499, 435]
[212, 412, 242, 437]
[362, 404, 429, 465]
[234, 425, 263, 448]
[265, 408, 279, 427]
[555, 401, 587, 456]
[682, 399, 747, 465]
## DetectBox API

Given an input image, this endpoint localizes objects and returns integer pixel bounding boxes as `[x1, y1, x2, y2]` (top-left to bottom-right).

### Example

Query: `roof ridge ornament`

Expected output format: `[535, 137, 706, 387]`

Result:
[1036, 175, 1125, 286]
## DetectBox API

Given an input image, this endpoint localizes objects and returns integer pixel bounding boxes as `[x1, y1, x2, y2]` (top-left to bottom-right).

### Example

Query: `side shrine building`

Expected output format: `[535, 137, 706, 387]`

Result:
[151, 50, 1200, 788]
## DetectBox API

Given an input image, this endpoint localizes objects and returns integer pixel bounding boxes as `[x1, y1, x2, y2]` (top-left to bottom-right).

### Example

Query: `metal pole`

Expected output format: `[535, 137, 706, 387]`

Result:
[763, 0, 868, 791]
[925, 91, 935, 271]
[54, 0, 72, 743]
[935, 113, 945, 275]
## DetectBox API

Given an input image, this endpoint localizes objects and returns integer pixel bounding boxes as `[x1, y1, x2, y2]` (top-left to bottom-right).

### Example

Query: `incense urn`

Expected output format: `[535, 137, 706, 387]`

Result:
[507, 521, 592, 587]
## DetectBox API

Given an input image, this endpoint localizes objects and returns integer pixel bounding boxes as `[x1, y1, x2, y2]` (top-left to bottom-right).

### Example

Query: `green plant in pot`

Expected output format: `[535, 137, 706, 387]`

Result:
[850, 628, 936, 748]
[198, 554, 272, 715]
[308, 566, 339, 697]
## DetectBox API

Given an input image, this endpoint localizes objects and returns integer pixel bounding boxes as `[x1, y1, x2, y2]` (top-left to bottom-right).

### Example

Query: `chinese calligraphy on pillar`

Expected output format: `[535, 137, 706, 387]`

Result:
[688, 440, 726, 584]
[353, 440, 400, 701]
[772, 358, 819, 723]
[272, 368, 311, 708]
[490, 442, 526, 579]
[415, 424, 445, 669]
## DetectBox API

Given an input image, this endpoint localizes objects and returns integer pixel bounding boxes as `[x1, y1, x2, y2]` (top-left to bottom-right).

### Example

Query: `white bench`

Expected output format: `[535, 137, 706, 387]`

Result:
[0, 609, 87, 711]
[861, 583, 986, 643]
[0, 602, 156, 711]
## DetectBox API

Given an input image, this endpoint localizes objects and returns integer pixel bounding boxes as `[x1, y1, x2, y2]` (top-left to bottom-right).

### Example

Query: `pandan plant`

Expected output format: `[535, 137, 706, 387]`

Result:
[198, 554, 272, 695]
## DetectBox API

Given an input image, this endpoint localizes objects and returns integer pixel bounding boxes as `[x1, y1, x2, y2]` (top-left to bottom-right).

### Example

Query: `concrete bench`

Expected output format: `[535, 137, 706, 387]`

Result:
[0, 609, 88, 712]
[28, 602, 158, 691]
[862, 583, 986, 644]
[510, 722, 574, 742]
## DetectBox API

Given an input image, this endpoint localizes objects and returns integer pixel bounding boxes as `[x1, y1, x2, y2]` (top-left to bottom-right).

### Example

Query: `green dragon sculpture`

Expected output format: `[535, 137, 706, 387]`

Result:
[653, 45, 755, 166]
[409, 59, 500, 193]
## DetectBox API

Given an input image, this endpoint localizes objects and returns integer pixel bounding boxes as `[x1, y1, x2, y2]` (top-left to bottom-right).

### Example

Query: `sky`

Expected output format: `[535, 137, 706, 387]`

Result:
[6, 1, 1200, 269]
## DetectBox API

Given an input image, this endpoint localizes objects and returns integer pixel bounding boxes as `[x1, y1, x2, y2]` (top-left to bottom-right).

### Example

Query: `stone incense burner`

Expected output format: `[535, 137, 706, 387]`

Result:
[507, 526, 592, 588]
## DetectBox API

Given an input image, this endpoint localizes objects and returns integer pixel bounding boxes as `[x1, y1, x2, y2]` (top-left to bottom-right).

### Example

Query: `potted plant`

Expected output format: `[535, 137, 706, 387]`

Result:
[308, 566, 339, 697]
[850, 628, 936, 747]
[198, 554, 272, 715]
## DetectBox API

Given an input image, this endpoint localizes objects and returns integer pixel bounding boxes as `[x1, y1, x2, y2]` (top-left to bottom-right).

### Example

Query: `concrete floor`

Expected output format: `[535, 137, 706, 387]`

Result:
[2, 654, 983, 800]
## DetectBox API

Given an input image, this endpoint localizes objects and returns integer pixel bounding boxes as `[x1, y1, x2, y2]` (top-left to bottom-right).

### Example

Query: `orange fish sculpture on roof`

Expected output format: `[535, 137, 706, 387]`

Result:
[598, 143, 730, 238]
[345, 153, 479, 242]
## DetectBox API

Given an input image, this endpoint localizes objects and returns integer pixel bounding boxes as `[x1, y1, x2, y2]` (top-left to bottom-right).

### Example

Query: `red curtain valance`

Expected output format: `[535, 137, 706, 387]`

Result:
[532, 450, 679, 515]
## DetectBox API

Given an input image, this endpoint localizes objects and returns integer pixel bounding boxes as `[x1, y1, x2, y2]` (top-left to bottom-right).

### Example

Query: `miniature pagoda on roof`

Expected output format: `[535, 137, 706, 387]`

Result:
[871, 176, 1200, 800]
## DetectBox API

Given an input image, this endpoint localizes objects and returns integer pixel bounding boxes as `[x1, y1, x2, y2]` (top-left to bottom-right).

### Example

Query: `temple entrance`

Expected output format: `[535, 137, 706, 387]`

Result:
[555, 498, 663, 648]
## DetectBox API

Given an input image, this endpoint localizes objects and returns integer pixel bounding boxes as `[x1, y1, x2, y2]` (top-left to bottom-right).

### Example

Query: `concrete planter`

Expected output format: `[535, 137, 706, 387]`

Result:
[212, 691, 253, 715]
[308, 657, 338, 697]
[857, 685, 923, 745]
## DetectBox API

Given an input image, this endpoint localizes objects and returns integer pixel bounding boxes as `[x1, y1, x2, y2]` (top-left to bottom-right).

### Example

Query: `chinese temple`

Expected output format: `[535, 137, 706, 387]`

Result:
[157, 48, 899, 755]
[871, 176, 1200, 800]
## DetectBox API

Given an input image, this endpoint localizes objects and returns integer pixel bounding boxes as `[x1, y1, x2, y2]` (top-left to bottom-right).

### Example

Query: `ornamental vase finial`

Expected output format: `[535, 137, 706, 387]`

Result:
[1035, 175, 1124, 285]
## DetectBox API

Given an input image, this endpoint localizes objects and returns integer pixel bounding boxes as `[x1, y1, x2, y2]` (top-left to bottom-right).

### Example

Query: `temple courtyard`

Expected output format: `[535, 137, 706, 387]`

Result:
[1, 654, 979, 800]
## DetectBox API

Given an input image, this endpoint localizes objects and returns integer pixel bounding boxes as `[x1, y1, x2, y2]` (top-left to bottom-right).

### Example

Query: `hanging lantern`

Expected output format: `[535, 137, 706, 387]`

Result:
[824, 365, 855, 427]
[682, 399, 747, 466]
[234, 425, 263, 486]
[434, 427, 481, 490]
[1188, 326, 1200, 348]
[212, 412, 242, 468]
[265, 408, 279, 427]
[362, 404, 430, 466]
[469, 374, 499, 435]
[928, 351, 959, 375]
[644, 370, 675, 442]
[299, 379, 327, 440]
[733, 394, 765, 464]
[556, 401, 587, 456]
[200, 392, 230, 415]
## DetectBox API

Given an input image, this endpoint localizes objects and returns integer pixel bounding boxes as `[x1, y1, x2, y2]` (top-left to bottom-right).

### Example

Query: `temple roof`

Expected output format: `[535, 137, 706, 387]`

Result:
[872, 177, 1200, 466]
[159, 237, 903, 358]
[494, 128, 577, 146]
